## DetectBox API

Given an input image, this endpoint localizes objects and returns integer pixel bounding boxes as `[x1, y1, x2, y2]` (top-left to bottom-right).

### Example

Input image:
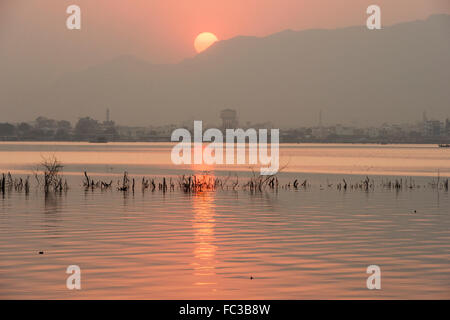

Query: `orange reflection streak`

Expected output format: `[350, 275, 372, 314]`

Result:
[191, 173, 217, 288]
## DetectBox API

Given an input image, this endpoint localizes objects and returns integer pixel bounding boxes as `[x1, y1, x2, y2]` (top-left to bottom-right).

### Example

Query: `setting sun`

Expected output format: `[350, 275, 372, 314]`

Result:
[194, 32, 218, 53]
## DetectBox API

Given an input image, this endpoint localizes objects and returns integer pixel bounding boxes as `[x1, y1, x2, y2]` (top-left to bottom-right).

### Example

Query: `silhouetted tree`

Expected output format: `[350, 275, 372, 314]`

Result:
[35, 116, 57, 129]
[55, 128, 71, 141]
[17, 122, 32, 134]
[57, 120, 72, 130]
[0, 123, 15, 136]
[74, 117, 100, 138]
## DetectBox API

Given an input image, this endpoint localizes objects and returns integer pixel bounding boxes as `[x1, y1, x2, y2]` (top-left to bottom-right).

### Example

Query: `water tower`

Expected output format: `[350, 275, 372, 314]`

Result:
[220, 109, 238, 129]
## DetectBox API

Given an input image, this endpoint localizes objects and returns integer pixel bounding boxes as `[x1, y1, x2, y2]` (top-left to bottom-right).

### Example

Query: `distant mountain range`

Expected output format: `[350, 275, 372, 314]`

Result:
[1, 14, 449, 127]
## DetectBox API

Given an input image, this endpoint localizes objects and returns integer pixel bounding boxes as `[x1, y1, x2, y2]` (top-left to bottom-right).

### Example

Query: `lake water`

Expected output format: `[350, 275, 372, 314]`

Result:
[0, 142, 449, 299]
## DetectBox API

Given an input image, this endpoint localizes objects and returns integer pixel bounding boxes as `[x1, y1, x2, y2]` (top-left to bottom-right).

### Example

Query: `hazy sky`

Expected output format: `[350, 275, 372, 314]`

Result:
[0, 0, 449, 126]
[1, 0, 449, 70]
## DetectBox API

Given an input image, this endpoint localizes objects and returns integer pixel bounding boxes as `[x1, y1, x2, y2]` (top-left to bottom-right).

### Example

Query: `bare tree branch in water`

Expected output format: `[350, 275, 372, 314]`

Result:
[37, 155, 65, 193]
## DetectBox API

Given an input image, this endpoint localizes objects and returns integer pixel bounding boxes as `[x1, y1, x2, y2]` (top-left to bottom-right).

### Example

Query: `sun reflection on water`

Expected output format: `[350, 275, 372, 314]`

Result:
[191, 173, 218, 288]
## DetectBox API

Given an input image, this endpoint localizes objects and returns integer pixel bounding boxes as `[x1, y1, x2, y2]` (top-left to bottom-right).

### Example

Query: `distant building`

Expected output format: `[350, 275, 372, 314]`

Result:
[423, 120, 442, 137]
[103, 108, 115, 127]
[312, 126, 327, 139]
[334, 124, 355, 136]
[366, 127, 380, 138]
[315, 110, 326, 138]
[220, 109, 238, 129]
[422, 111, 428, 123]
[116, 126, 147, 140]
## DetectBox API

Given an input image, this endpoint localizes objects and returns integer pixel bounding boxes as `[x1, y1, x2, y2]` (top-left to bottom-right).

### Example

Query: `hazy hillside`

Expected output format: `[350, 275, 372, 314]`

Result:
[1, 14, 449, 126]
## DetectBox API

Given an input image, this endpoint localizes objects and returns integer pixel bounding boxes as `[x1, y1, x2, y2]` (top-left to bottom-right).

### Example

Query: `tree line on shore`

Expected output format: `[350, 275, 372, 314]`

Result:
[0, 116, 117, 141]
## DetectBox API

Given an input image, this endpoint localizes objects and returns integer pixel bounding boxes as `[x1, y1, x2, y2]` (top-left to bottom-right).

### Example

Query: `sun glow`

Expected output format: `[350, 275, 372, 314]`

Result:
[194, 32, 218, 53]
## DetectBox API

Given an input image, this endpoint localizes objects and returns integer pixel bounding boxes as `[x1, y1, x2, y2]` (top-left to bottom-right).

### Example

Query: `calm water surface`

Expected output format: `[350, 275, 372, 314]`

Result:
[0, 143, 449, 299]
